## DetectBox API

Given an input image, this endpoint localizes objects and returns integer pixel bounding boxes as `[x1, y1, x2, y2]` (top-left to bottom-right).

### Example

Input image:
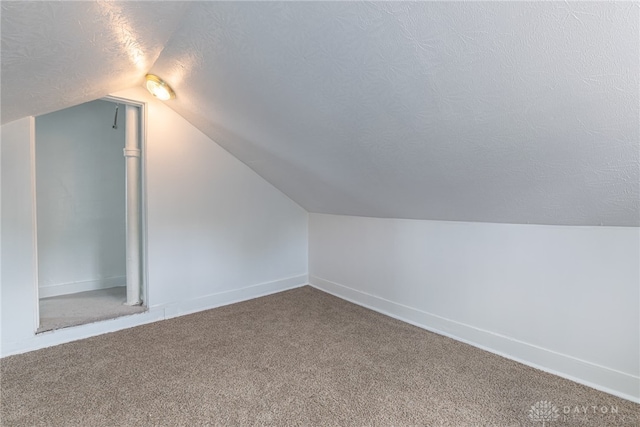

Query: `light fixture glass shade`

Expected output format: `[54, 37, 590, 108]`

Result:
[145, 74, 175, 100]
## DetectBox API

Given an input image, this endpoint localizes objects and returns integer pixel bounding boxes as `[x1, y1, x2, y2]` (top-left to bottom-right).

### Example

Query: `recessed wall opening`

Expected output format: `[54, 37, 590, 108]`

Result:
[34, 97, 147, 333]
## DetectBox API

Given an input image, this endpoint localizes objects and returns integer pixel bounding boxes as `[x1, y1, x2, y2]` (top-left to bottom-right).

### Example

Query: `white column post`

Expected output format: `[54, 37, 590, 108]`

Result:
[124, 105, 141, 306]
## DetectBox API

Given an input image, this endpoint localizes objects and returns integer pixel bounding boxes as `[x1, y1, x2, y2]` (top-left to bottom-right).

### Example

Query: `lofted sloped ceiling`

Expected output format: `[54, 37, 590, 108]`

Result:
[0, 1, 190, 123]
[2, 2, 638, 226]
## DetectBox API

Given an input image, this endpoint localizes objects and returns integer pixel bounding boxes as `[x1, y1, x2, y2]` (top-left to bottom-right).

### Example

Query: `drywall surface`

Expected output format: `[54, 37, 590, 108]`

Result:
[1, 117, 37, 347]
[152, 2, 638, 226]
[309, 213, 640, 401]
[119, 87, 309, 309]
[0, 87, 308, 356]
[2, 2, 637, 226]
[35, 100, 126, 297]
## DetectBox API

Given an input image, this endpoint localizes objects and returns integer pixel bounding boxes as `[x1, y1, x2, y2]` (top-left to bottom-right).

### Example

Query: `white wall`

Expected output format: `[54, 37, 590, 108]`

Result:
[134, 85, 308, 311]
[1, 117, 37, 349]
[309, 213, 640, 402]
[1, 87, 308, 356]
[36, 100, 126, 298]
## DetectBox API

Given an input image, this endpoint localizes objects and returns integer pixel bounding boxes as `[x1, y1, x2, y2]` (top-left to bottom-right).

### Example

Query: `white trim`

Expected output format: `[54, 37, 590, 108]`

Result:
[101, 95, 145, 109]
[309, 275, 640, 403]
[140, 98, 150, 308]
[103, 95, 150, 308]
[38, 277, 126, 299]
[160, 274, 308, 319]
[3, 310, 164, 358]
[28, 117, 39, 332]
[1, 275, 308, 358]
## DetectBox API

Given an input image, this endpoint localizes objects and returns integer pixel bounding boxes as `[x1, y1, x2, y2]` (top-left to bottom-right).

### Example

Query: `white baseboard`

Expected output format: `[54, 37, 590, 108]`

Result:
[2, 275, 308, 358]
[39, 276, 126, 298]
[309, 275, 640, 403]
[1, 310, 165, 358]
[160, 274, 308, 319]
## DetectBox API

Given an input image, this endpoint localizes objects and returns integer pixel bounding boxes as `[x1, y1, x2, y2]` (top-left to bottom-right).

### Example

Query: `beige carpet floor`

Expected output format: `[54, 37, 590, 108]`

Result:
[1, 286, 638, 426]
[38, 287, 147, 333]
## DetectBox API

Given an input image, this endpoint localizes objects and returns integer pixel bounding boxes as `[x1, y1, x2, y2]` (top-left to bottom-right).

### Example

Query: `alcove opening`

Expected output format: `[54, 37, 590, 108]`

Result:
[35, 97, 147, 333]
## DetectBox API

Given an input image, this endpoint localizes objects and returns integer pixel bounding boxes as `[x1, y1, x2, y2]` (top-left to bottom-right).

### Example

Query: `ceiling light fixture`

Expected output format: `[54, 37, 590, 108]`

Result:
[145, 74, 175, 101]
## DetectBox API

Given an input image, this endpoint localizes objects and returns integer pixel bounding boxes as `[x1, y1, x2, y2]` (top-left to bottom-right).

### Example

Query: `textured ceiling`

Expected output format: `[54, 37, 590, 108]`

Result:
[0, 1, 189, 123]
[2, 2, 639, 226]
